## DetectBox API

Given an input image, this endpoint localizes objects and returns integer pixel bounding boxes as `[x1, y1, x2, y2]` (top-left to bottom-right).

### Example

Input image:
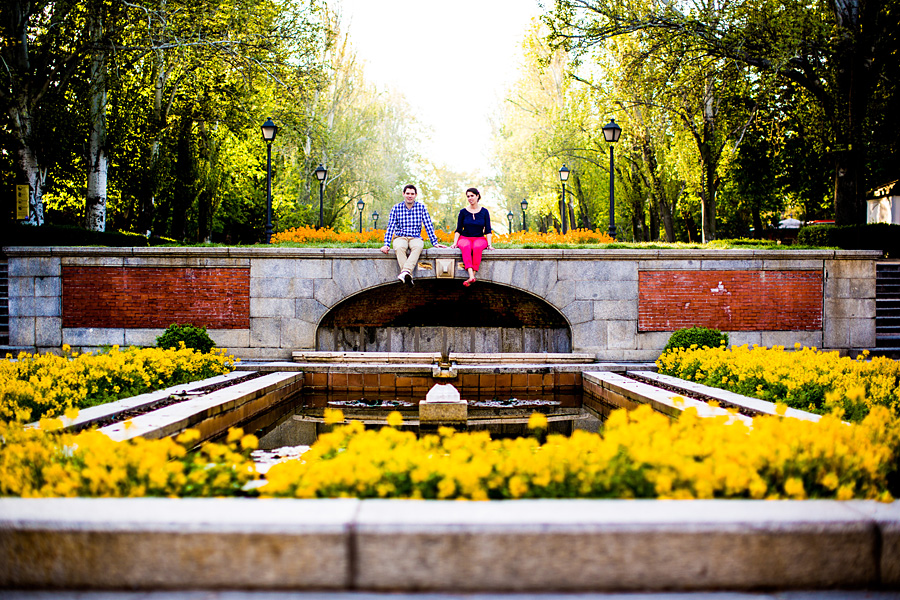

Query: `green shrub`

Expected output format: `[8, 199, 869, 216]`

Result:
[663, 327, 729, 353]
[156, 324, 216, 353]
[798, 223, 900, 258]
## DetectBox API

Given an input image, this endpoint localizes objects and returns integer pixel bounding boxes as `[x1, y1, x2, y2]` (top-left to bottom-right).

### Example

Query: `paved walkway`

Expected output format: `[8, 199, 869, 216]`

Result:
[1, 591, 899, 599]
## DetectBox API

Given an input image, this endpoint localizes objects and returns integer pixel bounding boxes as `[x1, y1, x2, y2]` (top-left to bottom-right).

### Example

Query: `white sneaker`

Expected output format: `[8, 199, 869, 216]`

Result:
[398, 271, 409, 283]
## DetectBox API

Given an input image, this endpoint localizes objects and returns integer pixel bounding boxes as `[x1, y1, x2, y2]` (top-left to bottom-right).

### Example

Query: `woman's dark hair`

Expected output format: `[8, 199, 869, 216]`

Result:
[465, 187, 481, 200]
[403, 184, 418, 194]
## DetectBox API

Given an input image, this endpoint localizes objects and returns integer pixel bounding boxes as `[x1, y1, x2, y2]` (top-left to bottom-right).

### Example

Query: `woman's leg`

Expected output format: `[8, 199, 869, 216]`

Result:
[457, 236, 474, 270]
[470, 236, 489, 271]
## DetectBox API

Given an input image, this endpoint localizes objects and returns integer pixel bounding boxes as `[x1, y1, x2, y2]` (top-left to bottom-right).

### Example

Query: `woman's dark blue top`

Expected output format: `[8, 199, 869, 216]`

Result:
[455, 207, 492, 237]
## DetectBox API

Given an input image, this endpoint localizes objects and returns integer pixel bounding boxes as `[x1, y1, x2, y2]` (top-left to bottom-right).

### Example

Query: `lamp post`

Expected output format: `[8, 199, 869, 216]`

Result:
[372, 210, 379, 230]
[507, 210, 514, 234]
[558, 164, 570, 234]
[261, 118, 278, 243]
[520, 198, 528, 231]
[602, 119, 622, 240]
[357, 198, 365, 232]
[314, 164, 327, 229]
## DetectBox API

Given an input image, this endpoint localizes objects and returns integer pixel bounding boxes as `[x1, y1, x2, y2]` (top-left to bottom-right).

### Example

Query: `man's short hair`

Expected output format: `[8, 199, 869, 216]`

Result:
[403, 184, 418, 194]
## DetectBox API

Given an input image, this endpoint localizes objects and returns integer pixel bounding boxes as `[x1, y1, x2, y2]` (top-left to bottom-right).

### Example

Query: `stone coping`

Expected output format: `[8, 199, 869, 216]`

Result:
[629, 371, 822, 422]
[292, 351, 599, 364]
[1, 245, 884, 260]
[0, 498, 897, 591]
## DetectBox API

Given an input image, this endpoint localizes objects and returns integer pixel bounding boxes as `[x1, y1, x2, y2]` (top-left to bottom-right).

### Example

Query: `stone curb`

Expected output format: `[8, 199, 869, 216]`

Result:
[0, 499, 897, 591]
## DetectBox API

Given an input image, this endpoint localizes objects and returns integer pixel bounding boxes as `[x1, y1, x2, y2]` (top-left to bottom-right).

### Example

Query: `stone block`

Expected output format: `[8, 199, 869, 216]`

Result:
[60, 256, 125, 267]
[390, 327, 416, 353]
[251, 277, 315, 299]
[8, 296, 34, 316]
[571, 320, 607, 350]
[33, 296, 61, 317]
[251, 297, 295, 318]
[849, 319, 876, 348]
[62, 328, 125, 347]
[761, 331, 824, 349]
[512, 260, 557, 296]
[360, 326, 390, 352]
[558, 260, 636, 282]
[33, 276, 61, 297]
[419, 400, 467, 423]
[353, 499, 878, 591]
[500, 327, 524, 352]
[636, 331, 671, 352]
[317, 328, 336, 351]
[9, 317, 35, 346]
[314, 279, 344, 308]
[125, 329, 165, 347]
[593, 300, 638, 321]
[295, 299, 328, 323]
[825, 298, 875, 320]
[762, 259, 823, 270]
[8, 276, 34, 298]
[473, 328, 501, 353]
[0, 497, 354, 589]
[252, 258, 331, 280]
[208, 328, 251, 349]
[575, 280, 636, 301]
[700, 259, 762, 270]
[279, 320, 317, 349]
[250, 318, 281, 347]
[638, 259, 700, 270]
[826, 259, 875, 280]
[562, 301, 593, 324]
[543, 280, 576, 310]
[34, 317, 62, 347]
[823, 318, 851, 349]
[607, 320, 636, 350]
[488, 261, 515, 285]
[452, 327, 474, 354]
[728, 331, 762, 347]
[9, 257, 60, 277]
[417, 327, 443, 352]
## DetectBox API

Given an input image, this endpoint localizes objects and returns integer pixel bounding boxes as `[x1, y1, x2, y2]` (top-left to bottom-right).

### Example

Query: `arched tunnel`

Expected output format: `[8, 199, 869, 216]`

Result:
[317, 279, 571, 353]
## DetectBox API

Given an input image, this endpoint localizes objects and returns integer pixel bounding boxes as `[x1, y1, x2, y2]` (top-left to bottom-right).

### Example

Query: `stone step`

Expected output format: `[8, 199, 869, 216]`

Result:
[0, 497, 897, 591]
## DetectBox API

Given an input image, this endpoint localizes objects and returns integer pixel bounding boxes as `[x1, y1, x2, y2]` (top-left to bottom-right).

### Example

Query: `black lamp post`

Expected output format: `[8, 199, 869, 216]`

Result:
[520, 198, 528, 231]
[602, 119, 622, 239]
[314, 164, 327, 229]
[558, 164, 570, 234]
[261, 118, 278, 243]
[507, 210, 514, 234]
[372, 210, 379, 230]
[357, 198, 365, 232]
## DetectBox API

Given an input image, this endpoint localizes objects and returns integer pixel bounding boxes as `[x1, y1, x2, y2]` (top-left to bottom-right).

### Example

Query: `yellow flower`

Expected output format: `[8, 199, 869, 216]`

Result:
[324, 408, 344, 425]
[527, 412, 548, 430]
[387, 411, 404, 428]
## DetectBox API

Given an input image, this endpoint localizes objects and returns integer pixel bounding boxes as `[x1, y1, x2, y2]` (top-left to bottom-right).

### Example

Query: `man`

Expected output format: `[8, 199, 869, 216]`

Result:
[380, 184, 446, 284]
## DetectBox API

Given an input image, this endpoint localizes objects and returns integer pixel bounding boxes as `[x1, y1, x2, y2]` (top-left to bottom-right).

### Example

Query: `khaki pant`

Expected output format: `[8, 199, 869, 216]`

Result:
[392, 236, 424, 274]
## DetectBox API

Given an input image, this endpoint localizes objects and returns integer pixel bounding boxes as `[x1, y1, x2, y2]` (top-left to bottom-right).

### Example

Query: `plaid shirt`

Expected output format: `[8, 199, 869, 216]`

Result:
[382, 201, 440, 246]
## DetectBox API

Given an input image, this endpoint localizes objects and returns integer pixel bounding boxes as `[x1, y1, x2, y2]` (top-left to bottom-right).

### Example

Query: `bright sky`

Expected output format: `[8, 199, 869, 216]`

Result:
[337, 0, 544, 176]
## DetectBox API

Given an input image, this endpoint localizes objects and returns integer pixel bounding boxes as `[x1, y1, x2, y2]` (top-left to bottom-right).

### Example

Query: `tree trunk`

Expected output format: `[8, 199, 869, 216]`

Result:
[84, 9, 108, 232]
[9, 102, 46, 225]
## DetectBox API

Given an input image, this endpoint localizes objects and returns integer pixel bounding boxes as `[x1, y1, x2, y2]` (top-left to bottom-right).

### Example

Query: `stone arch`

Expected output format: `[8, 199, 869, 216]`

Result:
[316, 279, 571, 353]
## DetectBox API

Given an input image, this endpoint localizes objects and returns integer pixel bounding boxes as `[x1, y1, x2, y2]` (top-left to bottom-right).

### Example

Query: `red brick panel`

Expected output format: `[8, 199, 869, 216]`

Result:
[638, 270, 823, 332]
[62, 267, 250, 329]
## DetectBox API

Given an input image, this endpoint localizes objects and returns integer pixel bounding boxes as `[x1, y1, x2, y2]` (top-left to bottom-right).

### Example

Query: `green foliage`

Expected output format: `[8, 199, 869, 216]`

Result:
[799, 223, 900, 257]
[156, 324, 216, 354]
[0, 223, 151, 247]
[663, 327, 729, 353]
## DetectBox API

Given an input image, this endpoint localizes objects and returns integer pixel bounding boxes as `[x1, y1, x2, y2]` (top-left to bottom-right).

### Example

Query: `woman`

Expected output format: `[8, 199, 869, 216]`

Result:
[451, 187, 493, 286]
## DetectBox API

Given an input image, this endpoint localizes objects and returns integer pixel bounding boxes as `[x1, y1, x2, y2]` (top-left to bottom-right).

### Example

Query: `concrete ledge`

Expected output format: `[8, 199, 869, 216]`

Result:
[0, 498, 897, 591]
[582, 371, 752, 425]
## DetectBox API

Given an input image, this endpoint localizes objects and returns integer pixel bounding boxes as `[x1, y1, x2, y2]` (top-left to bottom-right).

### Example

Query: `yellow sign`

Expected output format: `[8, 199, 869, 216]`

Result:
[16, 185, 30, 220]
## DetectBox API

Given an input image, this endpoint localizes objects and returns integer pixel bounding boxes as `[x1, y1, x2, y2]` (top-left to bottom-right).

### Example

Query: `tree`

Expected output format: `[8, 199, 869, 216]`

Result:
[544, 0, 900, 225]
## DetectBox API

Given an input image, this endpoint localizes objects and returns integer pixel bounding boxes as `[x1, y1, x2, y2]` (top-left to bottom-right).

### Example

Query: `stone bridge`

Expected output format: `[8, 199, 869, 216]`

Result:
[2, 246, 880, 361]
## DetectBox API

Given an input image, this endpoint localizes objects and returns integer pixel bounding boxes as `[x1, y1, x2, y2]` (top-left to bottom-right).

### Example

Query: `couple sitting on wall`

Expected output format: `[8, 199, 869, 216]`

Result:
[380, 184, 493, 287]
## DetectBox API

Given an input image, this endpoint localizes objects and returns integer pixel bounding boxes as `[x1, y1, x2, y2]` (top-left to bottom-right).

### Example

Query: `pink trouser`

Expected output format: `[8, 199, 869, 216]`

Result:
[457, 236, 488, 271]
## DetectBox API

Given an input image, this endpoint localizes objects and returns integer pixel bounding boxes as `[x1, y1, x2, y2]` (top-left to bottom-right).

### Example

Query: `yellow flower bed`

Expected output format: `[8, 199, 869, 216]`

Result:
[0, 421, 258, 497]
[260, 406, 899, 501]
[1, 345, 235, 423]
[270, 226, 615, 246]
[657, 344, 900, 422]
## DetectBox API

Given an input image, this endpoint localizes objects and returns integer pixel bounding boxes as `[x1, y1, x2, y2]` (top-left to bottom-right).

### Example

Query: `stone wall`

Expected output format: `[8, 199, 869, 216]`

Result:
[2, 246, 881, 360]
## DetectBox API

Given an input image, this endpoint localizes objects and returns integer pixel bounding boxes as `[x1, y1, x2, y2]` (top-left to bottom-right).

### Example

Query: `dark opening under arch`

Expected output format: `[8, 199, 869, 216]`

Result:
[317, 279, 571, 352]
